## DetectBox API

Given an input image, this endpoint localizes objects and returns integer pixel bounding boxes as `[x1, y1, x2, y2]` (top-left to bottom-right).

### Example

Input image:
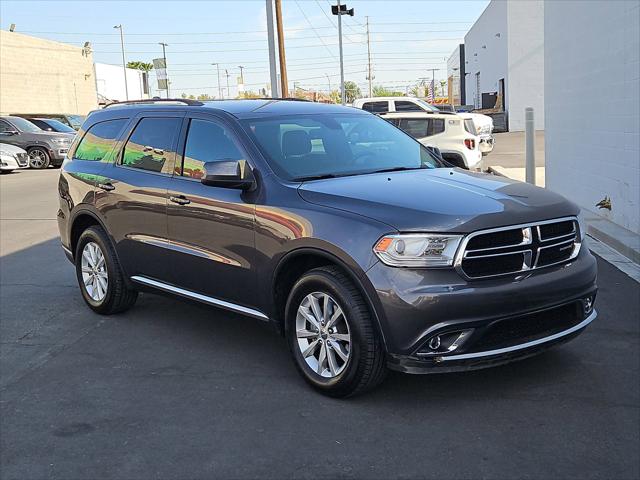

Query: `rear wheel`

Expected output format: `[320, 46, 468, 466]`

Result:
[75, 226, 137, 314]
[27, 147, 50, 169]
[286, 266, 387, 397]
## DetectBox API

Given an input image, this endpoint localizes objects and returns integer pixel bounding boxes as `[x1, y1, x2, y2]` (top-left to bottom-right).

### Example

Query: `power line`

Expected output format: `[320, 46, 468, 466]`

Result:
[294, 0, 337, 59]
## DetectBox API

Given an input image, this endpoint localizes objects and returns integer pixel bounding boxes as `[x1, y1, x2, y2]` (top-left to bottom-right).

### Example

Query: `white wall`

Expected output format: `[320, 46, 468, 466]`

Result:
[545, 0, 640, 235]
[95, 63, 148, 102]
[507, 1, 545, 131]
[464, 1, 508, 110]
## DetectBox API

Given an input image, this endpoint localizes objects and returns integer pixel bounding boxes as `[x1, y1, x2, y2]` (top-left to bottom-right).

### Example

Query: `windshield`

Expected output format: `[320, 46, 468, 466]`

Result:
[413, 99, 440, 112]
[9, 117, 43, 133]
[66, 115, 85, 129]
[241, 113, 443, 181]
[42, 119, 76, 133]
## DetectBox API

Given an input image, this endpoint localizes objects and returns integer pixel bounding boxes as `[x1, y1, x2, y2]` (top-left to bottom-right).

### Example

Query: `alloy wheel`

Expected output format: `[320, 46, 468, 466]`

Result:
[28, 149, 48, 168]
[80, 241, 108, 302]
[295, 292, 351, 378]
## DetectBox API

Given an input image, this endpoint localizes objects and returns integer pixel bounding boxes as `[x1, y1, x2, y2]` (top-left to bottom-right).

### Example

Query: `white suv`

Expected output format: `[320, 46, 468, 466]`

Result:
[380, 112, 483, 170]
[353, 97, 494, 155]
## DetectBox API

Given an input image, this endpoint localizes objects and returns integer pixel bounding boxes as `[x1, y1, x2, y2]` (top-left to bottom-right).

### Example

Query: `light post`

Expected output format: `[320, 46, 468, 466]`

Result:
[113, 25, 129, 100]
[212, 63, 222, 99]
[325, 74, 331, 93]
[158, 42, 170, 98]
[225, 69, 230, 98]
[331, 1, 354, 105]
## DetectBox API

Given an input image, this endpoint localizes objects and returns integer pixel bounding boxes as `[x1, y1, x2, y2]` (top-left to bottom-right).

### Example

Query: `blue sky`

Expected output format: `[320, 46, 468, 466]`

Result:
[1, 0, 489, 98]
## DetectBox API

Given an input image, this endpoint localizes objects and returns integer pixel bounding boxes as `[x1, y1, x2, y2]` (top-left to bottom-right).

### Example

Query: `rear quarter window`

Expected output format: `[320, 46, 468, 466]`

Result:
[74, 119, 127, 162]
[361, 101, 389, 113]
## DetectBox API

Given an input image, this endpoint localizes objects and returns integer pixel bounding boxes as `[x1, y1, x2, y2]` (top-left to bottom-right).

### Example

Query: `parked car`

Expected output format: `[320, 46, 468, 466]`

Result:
[58, 99, 597, 397]
[12, 113, 85, 131]
[0, 116, 74, 168]
[380, 111, 483, 170]
[0, 143, 29, 173]
[25, 117, 78, 134]
[354, 98, 495, 156]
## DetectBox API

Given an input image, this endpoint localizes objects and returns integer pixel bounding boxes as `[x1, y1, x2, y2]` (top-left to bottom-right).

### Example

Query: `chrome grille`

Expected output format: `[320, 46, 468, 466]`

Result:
[456, 217, 581, 279]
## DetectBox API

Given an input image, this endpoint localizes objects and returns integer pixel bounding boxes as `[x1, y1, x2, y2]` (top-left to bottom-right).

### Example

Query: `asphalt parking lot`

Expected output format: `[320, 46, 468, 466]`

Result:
[1, 169, 639, 480]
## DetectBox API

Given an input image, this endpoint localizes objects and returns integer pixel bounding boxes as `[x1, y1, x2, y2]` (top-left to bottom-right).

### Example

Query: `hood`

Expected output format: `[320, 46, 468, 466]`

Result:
[298, 169, 578, 233]
[34, 131, 75, 139]
[0, 143, 27, 154]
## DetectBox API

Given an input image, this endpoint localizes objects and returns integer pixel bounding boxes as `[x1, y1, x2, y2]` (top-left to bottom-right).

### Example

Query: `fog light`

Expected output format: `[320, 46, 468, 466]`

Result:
[584, 296, 595, 315]
[428, 336, 441, 350]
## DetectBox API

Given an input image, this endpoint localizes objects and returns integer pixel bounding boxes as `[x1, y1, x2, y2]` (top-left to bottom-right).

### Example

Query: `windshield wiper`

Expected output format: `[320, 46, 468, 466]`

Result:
[367, 166, 425, 174]
[294, 173, 338, 182]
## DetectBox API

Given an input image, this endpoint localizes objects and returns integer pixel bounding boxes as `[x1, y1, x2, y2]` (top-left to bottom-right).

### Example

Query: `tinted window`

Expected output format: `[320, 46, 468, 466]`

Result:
[0, 120, 13, 133]
[5, 117, 41, 133]
[122, 118, 181, 174]
[399, 119, 429, 138]
[75, 119, 127, 162]
[41, 119, 76, 133]
[28, 119, 50, 130]
[181, 119, 242, 179]
[361, 101, 389, 113]
[242, 114, 442, 181]
[398, 118, 446, 138]
[394, 101, 423, 112]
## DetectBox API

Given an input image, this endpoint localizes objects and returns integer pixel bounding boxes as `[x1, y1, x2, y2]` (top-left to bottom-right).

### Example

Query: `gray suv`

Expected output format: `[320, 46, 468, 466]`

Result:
[0, 116, 75, 168]
[57, 99, 597, 397]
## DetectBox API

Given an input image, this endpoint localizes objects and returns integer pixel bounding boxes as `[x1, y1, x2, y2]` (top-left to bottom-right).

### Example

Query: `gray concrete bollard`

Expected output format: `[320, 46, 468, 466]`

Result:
[525, 107, 535, 185]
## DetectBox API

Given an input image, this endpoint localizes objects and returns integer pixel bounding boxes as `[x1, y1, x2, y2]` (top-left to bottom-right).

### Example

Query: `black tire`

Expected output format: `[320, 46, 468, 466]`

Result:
[75, 225, 138, 314]
[285, 266, 387, 397]
[27, 147, 50, 169]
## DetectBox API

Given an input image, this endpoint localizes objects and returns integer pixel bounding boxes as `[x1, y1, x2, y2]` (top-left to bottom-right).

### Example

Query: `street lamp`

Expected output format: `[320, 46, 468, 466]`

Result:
[331, 1, 354, 105]
[212, 63, 222, 99]
[113, 25, 129, 100]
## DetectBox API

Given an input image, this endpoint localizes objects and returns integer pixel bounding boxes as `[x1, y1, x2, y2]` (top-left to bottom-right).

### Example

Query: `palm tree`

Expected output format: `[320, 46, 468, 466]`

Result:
[126, 61, 153, 72]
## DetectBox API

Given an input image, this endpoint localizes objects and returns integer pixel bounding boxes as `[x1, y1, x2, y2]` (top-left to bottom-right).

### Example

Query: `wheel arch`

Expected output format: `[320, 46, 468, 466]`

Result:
[270, 247, 388, 349]
[68, 208, 110, 259]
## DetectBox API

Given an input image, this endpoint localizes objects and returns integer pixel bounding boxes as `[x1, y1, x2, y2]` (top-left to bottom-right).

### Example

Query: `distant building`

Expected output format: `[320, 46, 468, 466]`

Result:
[462, 0, 544, 131]
[95, 63, 150, 103]
[0, 30, 97, 115]
[446, 44, 466, 106]
[545, 0, 639, 250]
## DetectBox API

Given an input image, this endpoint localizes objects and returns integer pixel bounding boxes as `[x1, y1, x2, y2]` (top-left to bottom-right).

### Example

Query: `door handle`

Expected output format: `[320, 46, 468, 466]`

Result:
[97, 182, 115, 191]
[169, 195, 191, 205]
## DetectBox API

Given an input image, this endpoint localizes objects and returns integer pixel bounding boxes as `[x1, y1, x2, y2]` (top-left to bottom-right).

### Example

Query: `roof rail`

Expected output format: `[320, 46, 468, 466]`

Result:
[103, 98, 204, 108]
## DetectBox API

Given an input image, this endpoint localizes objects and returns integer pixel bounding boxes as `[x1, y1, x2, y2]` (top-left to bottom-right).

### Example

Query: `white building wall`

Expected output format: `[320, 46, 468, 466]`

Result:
[464, 1, 508, 110]
[545, 0, 640, 235]
[464, 1, 544, 131]
[95, 63, 147, 102]
[506, 1, 544, 131]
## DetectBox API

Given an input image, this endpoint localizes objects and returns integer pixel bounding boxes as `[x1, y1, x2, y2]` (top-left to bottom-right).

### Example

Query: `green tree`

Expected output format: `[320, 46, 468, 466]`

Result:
[409, 85, 425, 97]
[373, 85, 403, 97]
[126, 61, 153, 72]
[328, 90, 341, 104]
[196, 93, 213, 100]
[343, 81, 361, 103]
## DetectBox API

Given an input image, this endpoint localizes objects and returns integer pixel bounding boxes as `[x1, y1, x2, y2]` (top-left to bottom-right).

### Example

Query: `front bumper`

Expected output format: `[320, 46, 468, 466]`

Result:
[388, 309, 596, 373]
[365, 247, 598, 371]
[0, 153, 29, 170]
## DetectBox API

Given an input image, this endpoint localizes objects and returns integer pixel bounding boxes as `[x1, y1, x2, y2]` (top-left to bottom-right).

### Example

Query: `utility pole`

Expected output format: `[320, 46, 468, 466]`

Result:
[331, 1, 354, 105]
[365, 16, 373, 98]
[159, 42, 170, 98]
[113, 25, 129, 100]
[274, 0, 288, 97]
[325, 73, 331, 93]
[266, 0, 279, 98]
[225, 69, 230, 98]
[212, 63, 222, 99]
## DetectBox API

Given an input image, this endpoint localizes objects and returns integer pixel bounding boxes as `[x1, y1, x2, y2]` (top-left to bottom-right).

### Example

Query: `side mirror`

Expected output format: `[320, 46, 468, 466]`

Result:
[426, 145, 443, 161]
[201, 159, 255, 190]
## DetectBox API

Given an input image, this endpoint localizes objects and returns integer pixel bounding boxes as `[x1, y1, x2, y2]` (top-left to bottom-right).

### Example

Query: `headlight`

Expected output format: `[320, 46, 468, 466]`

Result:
[51, 138, 70, 145]
[373, 234, 463, 267]
[0, 150, 14, 158]
[577, 211, 587, 241]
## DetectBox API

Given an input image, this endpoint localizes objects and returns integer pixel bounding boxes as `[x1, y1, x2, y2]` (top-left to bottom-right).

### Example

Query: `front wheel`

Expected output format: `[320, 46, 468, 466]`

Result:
[27, 147, 50, 169]
[286, 266, 387, 397]
[75, 226, 138, 314]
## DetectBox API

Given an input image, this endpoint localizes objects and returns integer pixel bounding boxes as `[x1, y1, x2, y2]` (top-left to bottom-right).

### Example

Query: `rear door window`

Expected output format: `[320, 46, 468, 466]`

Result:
[121, 117, 181, 174]
[361, 101, 389, 113]
[74, 119, 127, 162]
[398, 119, 429, 138]
[394, 101, 423, 112]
